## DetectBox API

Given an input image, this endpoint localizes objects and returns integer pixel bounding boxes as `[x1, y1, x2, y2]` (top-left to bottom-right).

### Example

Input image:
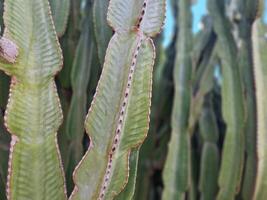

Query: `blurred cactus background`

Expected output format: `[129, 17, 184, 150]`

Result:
[0, 0, 267, 199]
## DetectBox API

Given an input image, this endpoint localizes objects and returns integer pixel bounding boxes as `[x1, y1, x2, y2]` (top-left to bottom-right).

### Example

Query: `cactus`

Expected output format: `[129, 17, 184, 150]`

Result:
[162, 0, 192, 199]
[208, 0, 245, 199]
[92, 0, 112, 65]
[64, 0, 97, 194]
[70, 0, 166, 199]
[57, 0, 81, 89]
[134, 34, 170, 200]
[0, 0, 267, 199]
[115, 147, 140, 199]
[0, 0, 67, 199]
[198, 95, 219, 200]
[56, 0, 82, 180]
[49, 0, 70, 37]
[189, 16, 217, 134]
[229, 1, 258, 199]
[252, 1, 267, 198]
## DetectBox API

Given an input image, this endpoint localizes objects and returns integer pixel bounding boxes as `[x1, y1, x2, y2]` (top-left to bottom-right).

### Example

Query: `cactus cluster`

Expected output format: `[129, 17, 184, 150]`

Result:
[0, 0, 267, 200]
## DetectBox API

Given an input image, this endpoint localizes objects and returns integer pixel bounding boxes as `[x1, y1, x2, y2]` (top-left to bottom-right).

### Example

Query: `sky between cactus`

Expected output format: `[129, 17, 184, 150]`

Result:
[163, 0, 267, 47]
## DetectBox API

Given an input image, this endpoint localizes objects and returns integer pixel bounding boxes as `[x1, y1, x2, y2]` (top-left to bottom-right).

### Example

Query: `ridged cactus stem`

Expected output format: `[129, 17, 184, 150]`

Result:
[231, 1, 258, 199]
[162, 0, 192, 199]
[252, 1, 267, 198]
[49, 0, 70, 37]
[92, 0, 112, 65]
[198, 95, 219, 200]
[0, 0, 67, 199]
[208, 0, 245, 199]
[64, 0, 95, 193]
[70, 0, 166, 199]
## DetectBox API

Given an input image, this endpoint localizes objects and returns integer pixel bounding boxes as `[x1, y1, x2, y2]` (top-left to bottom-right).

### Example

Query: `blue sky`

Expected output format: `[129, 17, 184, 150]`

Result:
[163, 0, 207, 47]
[163, 0, 267, 47]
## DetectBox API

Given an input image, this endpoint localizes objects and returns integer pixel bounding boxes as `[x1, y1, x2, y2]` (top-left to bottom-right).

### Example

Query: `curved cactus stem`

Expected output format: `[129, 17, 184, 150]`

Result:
[134, 34, 169, 200]
[57, 0, 81, 88]
[115, 148, 139, 200]
[1, 0, 67, 199]
[208, 0, 245, 199]
[198, 95, 219, 200]
[189, 17, 217, 134]
[93, 0, 112, 65]
[70, 0, 166, 199]
[252, 1, 267, 198]
[65, 0, 96, 194]
[162, 0, 192, 199]
[49, 0, 70, 37]
[230, 1, 258, 199]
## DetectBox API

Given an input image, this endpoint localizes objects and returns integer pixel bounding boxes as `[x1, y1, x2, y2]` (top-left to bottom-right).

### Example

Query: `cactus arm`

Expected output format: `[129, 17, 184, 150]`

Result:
[115, 148, 139, 200]
[188, 146, 197, 200]
[134, 33, 173, 200]
[57, 0, 81, 88]
[189, 49, 217, 133]
[191, 16, 214, 75]
[239, 35, 257, 200]
[107, 0, 165, 36]
[198, 96, 219, 200]
[199, 143, 219, 200]
[162, 0, 192, 199]
[138, 0, 166, 37]
[93, 0, 112, 65]
[252, 2, 267, 198]
[70, 1, 165, 199]
[231, 1, 258, 199]
[189, 20, 217, 134]
[207, 0, 245, 199]
[70, 32, 154, 200]
[49, 0, 70, 37]
[66, 0, 93, 145]
[1, 0, 67, 199]
[65, 0, 95, 193]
